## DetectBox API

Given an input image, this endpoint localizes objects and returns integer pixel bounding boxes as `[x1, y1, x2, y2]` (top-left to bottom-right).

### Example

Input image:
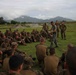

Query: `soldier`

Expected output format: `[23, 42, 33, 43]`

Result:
[44, 47, 59, 75]
[60, 44, 74, 69]
[21, 56, 43, 75]
[31, 33, 36, 42]
[40, 30, 48, 38]
[35, 31, 41, 42]
[0, 55, 24, 75]
[2, 49, 14, 72]
[8, 55, 24, 75]
[11, 42, 26, 57]
[1, 38, 11, 50]
[55, 20, 60, 38]
[8, 29, 12, 37]
[42, 23, 49, 34]
[50, 21, 58, 48]
[60, 21, 67, 40]
[5, 30, 10, 38]
[35, 37, 48, 64]
[25, 32, 32, 43]
[21, 29, 26, 36]
[65, 47, 76, 75]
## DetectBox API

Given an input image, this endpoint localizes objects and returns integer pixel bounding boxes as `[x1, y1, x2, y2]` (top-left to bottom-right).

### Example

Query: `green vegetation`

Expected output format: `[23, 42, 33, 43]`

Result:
[0, 23, 76, 58]
[18, 23, 76, 57]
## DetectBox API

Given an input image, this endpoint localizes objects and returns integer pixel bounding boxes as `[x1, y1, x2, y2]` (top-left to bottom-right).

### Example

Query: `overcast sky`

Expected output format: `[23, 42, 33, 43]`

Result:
[0, 0, 76, 20]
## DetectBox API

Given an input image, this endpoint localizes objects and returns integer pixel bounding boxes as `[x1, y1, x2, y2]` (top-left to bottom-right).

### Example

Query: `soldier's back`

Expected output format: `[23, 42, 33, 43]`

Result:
[44, 55, 59, 75]
[36, 44, 47, 56]
[36, 44, 47, 61]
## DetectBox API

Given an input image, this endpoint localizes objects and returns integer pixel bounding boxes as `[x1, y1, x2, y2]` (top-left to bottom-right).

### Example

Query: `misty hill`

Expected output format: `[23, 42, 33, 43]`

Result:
[14, 16, 43, 22]
[43, 16, 74, 22]
[14, 15, 74, 22]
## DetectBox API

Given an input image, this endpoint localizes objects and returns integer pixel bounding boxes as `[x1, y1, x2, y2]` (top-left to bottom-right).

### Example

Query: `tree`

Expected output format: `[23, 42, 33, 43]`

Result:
[11, 20, 18, 24]
[0, 17, 6, 24]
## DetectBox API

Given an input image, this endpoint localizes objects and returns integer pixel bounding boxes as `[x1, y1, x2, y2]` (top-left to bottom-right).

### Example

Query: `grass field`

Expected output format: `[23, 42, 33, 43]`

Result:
[0, 23, 76, 58]
[0, 23, 76, 70]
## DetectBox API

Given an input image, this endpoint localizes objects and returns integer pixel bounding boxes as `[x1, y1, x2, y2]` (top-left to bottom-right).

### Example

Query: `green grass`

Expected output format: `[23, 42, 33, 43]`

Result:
[0, 23, 76, 58]
[18, 23, 76, 58]
[0, 23, 76, 70]
[0, 24, 42, 32]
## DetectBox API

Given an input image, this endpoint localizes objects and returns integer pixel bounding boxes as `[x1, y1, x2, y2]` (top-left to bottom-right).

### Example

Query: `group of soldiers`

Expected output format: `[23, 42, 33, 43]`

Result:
[42, 21, 67, 47]
[42, 20, 66, 39]
[0, 20, 67, 49]
[0, 34, 75, 75]
[0, 39, 42, 75]
[35, 37, 76, 75]
[0, 41, 75, 75]
[0, 20, 68, 75]
[0, 26, 45, 75]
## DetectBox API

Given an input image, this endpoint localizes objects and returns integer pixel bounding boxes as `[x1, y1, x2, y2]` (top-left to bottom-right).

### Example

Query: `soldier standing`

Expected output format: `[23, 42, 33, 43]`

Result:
[50, 21, 58, 48]
[42, 23, 49, 34]
[55, 20, 60, 38]
[60, 21, 67, 40]
[42, 23, 49, 38]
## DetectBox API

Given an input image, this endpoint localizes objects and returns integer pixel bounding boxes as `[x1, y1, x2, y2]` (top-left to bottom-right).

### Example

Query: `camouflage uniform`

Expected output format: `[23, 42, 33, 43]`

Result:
[55, 21, 60, 38]
[60, 24, 66, 40]
[50, 24, 58, 47]
[11, 42, 26, 57]
[25, 32, 32, 43]
[23, 56, 34, 69]
[21, 56, 43, 75]
[42, 23, 49, 34]
[40, 30, 48, 38]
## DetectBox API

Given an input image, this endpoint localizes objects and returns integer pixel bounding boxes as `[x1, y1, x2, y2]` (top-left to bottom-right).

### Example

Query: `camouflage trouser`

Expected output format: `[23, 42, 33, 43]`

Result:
[57, 31, 59, 38]
[50, 33, 58, 47]
[61, 31, 66, 39]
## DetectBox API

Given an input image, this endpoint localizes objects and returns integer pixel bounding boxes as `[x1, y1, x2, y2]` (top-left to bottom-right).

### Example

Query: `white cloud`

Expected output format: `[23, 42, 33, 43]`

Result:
[0, 0, 76, 20]
[34, 14, 51, 20]
[0, 8, 26, 20]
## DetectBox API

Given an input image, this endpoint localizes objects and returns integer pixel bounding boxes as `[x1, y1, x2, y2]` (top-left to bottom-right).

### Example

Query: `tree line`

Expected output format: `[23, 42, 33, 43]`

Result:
[0, 17, 28, 24]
